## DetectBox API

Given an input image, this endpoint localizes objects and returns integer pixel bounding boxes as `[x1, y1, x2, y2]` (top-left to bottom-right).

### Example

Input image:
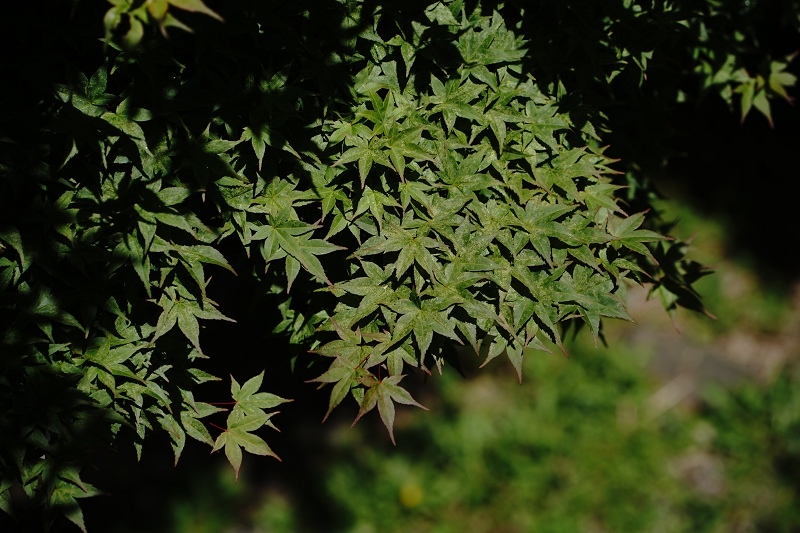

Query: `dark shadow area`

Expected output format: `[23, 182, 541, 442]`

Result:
[661, 96, 800, 286]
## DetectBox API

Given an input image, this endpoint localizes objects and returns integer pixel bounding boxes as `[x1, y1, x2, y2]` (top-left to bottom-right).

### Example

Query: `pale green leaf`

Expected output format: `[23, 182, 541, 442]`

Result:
[168, 0, 223, 21]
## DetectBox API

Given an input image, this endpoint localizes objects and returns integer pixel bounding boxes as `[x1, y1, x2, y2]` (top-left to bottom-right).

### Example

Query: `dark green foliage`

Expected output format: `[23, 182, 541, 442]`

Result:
[1, 0, 797, 528]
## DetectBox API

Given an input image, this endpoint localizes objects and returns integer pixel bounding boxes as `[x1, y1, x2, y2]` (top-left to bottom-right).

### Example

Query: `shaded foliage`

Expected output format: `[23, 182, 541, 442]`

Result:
[1, 0, 797, 528]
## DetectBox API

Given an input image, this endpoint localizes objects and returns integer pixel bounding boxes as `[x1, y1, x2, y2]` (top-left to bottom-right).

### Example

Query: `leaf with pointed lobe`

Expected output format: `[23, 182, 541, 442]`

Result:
[232, 371, 291, 418]
[352, 375, 427, 444]
[167, 0, 223, 21]
[607, 212, 668, 262]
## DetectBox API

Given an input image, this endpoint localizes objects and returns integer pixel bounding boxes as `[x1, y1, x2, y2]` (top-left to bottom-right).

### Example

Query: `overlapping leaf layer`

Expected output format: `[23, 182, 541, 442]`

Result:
[4, 0, 790, 527]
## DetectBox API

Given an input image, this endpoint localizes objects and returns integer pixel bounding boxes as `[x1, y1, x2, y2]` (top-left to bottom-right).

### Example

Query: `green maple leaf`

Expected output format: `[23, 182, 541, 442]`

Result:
[389, 297, 460, 359]
[0, 480, 12, 519]
[334, 275, 397, 328]
[354, 186, 401, 231]
[328, 119, 373, 145]
[47, 472, 103, 533]
[428, 76, 485, 131]
[167, 0, 223, 21]
[481, 332, 531, 382]
[457, 13, 526, 66]
[253, 216, 344, 285]
[308, 163, 350, 220]
[158, 414, 186, 466]
[580, 182, 627, 214]
[484, 106, 530, 149]
[231, 371, 291, 418]
[554, 265, 633, 344]
[150, 240, 237, 284]
[352, 375, 427, 444]
[331, 92, 417, 185]
[425, 1, 460, 26]
[470, 198, 515, 234]
[357, 91, 398, 135]
[398, 179, 433, 210]
[252, 178, 317, 216]
[180, 405, 220, 446]
[309, 320, 372, 420]
[508, 265, 569, 354]
[514, 200, 576, 264]
[607, 212, 668, 263]
[416, 195, 469, 243]
[152, 293, 234, 355]
[436, 144, 501, 193]
[382, 126, 433, 179]
[534, 148, 602, 201]
[212, 373, 285, 481]
[355, 222, 443, 279]
[212, 411, 281, 481]
[308, 356, 364, 422]
[525, 102, 569, 149]
[333, 138, 381, 186]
